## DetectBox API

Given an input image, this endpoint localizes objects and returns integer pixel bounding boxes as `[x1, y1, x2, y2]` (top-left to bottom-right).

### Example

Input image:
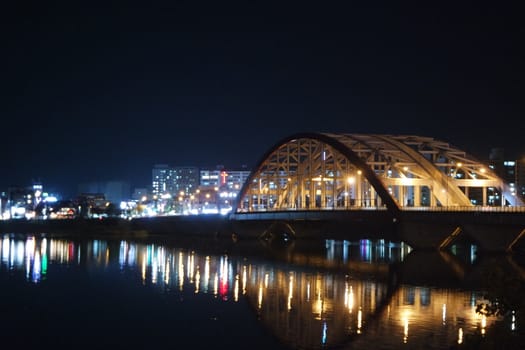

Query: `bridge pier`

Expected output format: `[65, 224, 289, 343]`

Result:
[460, 224, 525, 253]
[398, 211, 525, 253]
[397, 221, 463, 251]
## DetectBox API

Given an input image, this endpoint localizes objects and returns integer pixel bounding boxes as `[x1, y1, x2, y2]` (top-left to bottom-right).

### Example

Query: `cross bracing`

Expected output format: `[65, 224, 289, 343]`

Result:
[236, 133, 524, 214]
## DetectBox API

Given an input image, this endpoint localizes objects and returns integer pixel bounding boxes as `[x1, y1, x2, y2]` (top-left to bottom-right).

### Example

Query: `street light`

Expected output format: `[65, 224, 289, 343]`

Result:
[347, 176, 355, 208]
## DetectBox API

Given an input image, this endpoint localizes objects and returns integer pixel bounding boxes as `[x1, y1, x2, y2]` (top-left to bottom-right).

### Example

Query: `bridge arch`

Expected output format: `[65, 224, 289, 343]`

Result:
[235, 133, 522, 215]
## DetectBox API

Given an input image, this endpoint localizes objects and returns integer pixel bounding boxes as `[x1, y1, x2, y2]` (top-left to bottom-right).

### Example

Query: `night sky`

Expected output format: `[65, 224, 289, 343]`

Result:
[1, 1, 523, 198]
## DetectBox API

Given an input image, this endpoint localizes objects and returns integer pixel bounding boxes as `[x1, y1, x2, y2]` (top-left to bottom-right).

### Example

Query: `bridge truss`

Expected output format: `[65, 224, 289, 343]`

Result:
[236, 133, 523, 213]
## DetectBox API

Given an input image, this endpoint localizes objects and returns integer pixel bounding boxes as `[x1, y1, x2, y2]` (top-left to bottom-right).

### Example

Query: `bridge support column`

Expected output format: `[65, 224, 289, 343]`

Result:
[398, 221, 463, 251]
[414, 186, 421, 206]
[430, 187, 437, 206]
[399, 185, 405, 207]
[356, 176, 362, 207]
[462, 225, 525, 253]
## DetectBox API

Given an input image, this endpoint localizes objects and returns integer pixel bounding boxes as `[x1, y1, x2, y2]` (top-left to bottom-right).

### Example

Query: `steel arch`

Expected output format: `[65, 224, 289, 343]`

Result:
[235, 132, 521, 215]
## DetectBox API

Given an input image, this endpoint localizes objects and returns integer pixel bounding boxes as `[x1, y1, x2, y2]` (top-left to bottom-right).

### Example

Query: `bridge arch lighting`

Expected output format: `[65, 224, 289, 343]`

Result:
[234, 132, 523, 215]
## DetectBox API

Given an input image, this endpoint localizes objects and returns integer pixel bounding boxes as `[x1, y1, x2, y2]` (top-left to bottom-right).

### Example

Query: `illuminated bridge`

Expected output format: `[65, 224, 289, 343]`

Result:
[229, 133, 525, 253]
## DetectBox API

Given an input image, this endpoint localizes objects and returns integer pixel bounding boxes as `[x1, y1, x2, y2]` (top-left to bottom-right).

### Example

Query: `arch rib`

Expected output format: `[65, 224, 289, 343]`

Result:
[372, 135, 472, 206]
[235, 132, 401, 217]
[234, 132, 519, 215]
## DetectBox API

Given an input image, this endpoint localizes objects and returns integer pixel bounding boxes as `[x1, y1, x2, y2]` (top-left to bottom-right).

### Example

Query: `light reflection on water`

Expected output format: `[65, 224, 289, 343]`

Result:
[0, 234, 522, 349]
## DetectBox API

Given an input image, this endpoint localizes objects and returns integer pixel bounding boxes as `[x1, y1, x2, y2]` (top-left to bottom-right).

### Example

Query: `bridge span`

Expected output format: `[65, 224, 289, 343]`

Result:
[229, 132, 525, 253]
[229, 208, 525, 253]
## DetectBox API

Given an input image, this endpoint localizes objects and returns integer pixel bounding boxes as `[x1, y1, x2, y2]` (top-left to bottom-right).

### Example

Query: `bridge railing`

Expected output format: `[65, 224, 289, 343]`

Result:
[236, 206, 389, 213]
[236, 205, 525, 214]
[400, 206, 525, 213]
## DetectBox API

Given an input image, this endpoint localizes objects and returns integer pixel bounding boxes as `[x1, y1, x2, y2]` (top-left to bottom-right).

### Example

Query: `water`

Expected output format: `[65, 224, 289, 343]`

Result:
[0, 233, 523, 349]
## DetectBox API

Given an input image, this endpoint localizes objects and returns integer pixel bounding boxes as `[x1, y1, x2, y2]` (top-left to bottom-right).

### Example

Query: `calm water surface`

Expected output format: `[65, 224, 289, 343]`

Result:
[0, 233, 523, 349]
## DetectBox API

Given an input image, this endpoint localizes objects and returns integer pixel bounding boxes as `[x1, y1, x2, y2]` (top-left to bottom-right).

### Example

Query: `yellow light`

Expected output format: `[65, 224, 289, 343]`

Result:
[194, 268, 200, 294]
[403, 314, 409, 343]
[357, 308, 362, 334]
[234, 274, 239, 302]
[258, 284, 263, 309]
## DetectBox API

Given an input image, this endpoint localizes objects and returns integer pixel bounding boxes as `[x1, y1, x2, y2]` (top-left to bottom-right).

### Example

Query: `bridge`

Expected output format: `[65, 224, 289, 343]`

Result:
[229, 132, 525, 253]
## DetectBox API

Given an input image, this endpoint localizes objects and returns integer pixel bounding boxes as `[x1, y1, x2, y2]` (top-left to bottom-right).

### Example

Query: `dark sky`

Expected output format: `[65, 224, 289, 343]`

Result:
[1, 1, 523, 198]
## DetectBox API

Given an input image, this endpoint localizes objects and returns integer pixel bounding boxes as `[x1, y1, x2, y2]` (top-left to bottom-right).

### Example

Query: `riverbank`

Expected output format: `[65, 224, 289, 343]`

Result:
[0, 215, 231, 238]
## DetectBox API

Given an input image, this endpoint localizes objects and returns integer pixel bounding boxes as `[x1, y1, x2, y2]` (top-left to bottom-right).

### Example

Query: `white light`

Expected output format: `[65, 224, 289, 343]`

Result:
[44, 196, 58, 203]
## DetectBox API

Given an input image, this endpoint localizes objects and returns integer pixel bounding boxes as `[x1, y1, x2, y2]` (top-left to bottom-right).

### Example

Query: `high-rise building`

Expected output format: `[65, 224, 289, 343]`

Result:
[199, 169, 220, 187]
[172, 166, 200, 195]
[151, 164, 199, 196]
[219, 167, 251, 191]
[488, 148, 523, 203]
[152, 164, 171, 196]
[199, 165, 251, 190]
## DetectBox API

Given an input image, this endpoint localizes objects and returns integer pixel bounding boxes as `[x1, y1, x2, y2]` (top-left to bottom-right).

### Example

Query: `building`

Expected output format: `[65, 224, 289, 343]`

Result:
[152, 164, 171, 195]
[172, 166, 200, 196]
[149, 164, 251, 214]
[151, 164, 199, 197]
[197, 165, 251, 213]
[199, 169, 220, 187]
[199, 165, 251, 190]
[488, 148, 524, 203]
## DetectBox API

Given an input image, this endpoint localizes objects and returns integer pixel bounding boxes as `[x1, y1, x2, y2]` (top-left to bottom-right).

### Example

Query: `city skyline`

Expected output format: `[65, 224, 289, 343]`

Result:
[2, 138, 522, 202]
[2, 2, 523, 196]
